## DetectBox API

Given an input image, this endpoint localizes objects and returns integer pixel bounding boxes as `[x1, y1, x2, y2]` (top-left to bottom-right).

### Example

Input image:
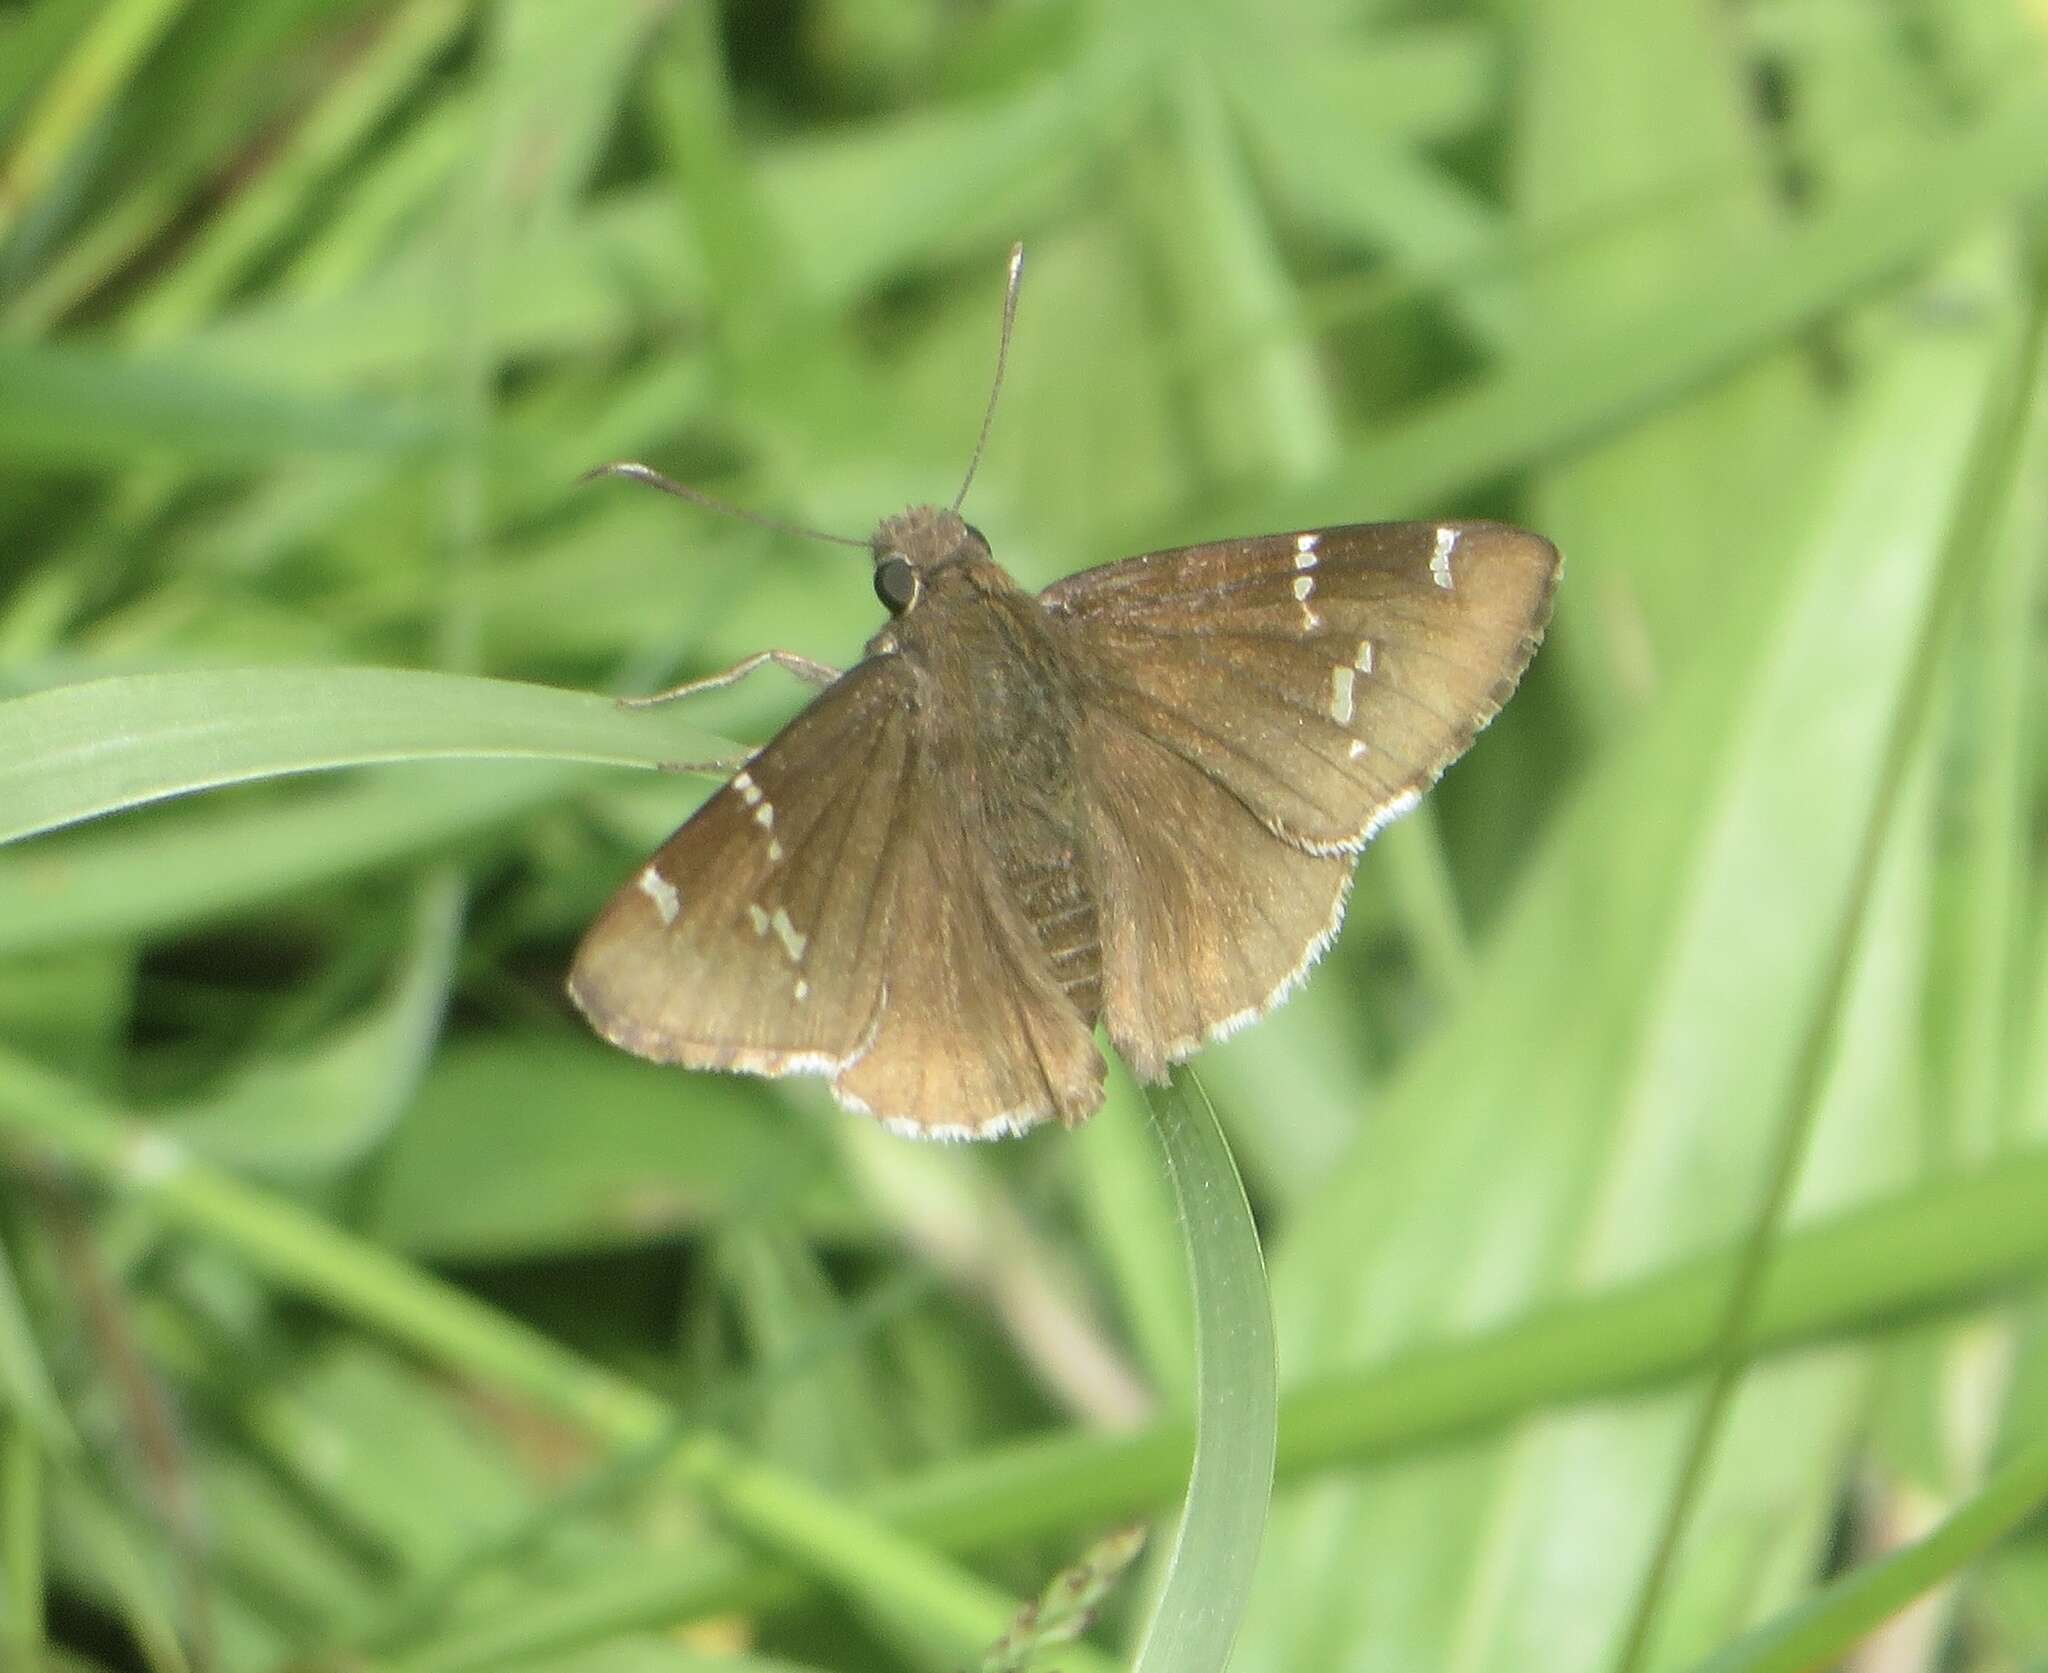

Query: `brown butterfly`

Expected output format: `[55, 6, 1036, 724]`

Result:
[569, 249, 1559, 1140]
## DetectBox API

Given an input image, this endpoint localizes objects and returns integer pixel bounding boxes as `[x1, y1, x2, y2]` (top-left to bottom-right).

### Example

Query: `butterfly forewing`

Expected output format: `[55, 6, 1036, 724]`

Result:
[569, 657, 914, 1076]
[1042, 518, 1558, 1075]
[1042, 519, 1560, 853]
[571, 650, 1105, 1137]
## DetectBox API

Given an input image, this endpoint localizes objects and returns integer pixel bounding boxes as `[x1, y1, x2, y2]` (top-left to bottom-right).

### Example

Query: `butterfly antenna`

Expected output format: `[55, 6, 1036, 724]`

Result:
[951, 242, 1025, 513]
[578, 462, 869, 550]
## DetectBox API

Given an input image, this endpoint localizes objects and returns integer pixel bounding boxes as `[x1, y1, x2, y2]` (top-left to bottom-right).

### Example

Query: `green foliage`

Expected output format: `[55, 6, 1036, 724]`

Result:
[3, 2, 2048, 1671]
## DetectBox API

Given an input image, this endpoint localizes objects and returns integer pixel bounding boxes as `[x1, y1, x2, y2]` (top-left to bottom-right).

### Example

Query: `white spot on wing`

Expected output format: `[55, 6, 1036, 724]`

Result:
[1293, 537, 1319, 571]
[1328, 664, 1356, 724]
[753, 802, 774, 829]
[1355, 639, 1374, 673]
[636, 865, 681, 924]
[734, 770, 763, 806]
[1291, 575, 1315, 601]
[769, 907, 807, 963]
[767, 838, 785, 862]
[1295, 532, 1319, 555]
[1431, 525, 1458, 589]
[1348, 738, 1369, 760]
[794, 978, 810, 1001]
[747, 904, 770, 935]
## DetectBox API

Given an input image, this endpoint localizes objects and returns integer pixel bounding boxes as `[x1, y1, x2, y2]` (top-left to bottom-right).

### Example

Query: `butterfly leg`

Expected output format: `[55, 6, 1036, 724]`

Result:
[619, 649, 840, 709]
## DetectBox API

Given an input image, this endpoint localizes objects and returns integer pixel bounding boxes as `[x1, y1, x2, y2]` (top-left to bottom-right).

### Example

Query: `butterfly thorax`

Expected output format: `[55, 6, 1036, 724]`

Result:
[866, 515, 1104, 1028]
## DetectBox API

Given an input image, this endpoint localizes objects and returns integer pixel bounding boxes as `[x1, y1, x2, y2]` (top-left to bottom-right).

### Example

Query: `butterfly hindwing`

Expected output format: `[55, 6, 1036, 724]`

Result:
[1042, 520, 1560, 853]
[1075, 704, 1354, 1081]
[831, 789, 1105, 1136]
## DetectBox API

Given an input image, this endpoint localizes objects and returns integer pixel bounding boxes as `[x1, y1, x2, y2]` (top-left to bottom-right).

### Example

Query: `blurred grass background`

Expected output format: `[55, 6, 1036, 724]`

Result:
[3, 1, 2048, 1669]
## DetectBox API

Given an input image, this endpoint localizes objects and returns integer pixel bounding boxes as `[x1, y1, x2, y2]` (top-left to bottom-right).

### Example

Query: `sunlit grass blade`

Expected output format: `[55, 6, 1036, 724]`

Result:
[1129, 1068, 1276, 1673]
[1613, 249, 2048, 1673]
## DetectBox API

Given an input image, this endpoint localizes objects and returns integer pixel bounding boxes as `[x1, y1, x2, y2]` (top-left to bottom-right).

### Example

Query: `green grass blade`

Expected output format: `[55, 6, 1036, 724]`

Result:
[0, 666, 731, 844]
[1129, 1069, 1276, 1673]
[0, 1233, 72, 1450]
[0, 1046, 1110, 1673]
[0, 337, 439, 467]
[384, 1145, 2048, 1665]
[1686, 1431, 2048, 1673]
[1191, 88, 2048, 535]
[7, 1027, 2048, 1665]
[121, 0, 474, 346]
[698, 1437, 1120, 1673]
[0, 0, 189, 249]
[0, 1044, 667, 1451]
[1, 1413, 47, 1659]
[884, 1150, 2048, 1554]
[0, 763, 575, 956]
[1613, 242, 2048, 1673]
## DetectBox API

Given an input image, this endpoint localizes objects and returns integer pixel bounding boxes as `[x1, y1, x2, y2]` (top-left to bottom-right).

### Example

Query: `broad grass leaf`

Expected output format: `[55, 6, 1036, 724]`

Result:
[1239, 274, 2020, 1671]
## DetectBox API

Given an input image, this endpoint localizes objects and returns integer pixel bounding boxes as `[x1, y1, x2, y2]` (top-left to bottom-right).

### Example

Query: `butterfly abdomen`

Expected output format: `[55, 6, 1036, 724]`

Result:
[895, 569, 1106, 1031]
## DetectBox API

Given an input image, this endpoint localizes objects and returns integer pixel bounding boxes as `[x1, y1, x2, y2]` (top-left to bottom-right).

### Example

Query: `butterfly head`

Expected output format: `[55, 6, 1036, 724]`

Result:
[869, 505, 993, 617]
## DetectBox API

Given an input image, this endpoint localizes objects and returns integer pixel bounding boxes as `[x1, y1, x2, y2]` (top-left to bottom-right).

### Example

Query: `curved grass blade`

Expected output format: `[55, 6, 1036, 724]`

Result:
[0, 666, 734, 845]
[0, 763, 575, 957]
[1130, 1067, 1277, 1673]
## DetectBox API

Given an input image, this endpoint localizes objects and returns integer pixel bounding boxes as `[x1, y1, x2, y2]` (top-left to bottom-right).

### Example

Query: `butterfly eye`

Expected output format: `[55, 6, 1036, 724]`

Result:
[874, 555, 920, 614]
